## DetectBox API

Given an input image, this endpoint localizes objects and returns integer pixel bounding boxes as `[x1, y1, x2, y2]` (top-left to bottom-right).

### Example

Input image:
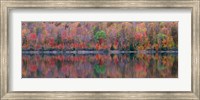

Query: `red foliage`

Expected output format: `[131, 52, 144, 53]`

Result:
[30, 65, 37, 72]
[134, 63, 146, 72]
[30, 33, 37, 40]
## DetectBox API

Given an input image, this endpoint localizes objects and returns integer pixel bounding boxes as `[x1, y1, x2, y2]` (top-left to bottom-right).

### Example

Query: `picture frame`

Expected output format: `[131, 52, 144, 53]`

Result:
[0, 0, 199, 99]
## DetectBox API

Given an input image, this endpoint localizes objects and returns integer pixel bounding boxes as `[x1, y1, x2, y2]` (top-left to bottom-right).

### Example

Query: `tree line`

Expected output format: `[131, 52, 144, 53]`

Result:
[22, 22, 178, 51]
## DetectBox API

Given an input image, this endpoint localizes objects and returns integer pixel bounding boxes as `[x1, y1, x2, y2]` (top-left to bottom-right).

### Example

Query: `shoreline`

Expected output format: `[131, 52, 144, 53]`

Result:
[22, 50, 178, 54]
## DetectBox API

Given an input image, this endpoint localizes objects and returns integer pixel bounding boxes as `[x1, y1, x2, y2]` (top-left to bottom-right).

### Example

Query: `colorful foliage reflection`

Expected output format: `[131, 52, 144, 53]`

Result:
[22, 54, 178, 78]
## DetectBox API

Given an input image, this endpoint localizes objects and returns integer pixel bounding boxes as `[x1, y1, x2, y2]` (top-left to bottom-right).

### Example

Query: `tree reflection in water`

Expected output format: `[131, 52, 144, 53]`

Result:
[22, 53, 178, 78]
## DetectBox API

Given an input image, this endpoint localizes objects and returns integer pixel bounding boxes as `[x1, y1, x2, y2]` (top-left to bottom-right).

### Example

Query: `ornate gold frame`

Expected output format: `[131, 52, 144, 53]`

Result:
[1, 0, 199, 99]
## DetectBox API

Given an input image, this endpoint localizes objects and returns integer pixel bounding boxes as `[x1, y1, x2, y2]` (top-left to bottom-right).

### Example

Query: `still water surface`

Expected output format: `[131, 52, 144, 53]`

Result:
[22, 53, 178, 78]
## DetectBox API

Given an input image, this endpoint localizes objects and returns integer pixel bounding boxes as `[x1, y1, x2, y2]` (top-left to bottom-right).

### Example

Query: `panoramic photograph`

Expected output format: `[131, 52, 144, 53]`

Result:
[22, 22, 178, 78]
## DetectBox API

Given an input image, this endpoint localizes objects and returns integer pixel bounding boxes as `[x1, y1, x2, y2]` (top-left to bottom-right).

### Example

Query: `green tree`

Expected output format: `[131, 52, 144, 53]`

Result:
[94, 30, 106, 44]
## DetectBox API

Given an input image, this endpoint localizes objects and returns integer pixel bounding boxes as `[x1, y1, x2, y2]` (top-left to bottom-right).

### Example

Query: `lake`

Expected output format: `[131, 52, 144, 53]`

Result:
[22, 53, 178, 78]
